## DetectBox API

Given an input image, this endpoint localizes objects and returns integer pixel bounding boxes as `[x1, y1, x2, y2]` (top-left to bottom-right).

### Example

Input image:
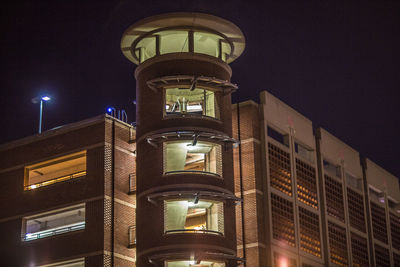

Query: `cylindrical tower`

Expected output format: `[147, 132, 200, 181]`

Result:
[121, 13, 245, 267]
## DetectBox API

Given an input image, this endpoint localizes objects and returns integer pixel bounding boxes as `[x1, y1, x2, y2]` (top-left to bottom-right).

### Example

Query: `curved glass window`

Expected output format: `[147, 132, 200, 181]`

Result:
[194, 32, 231, 59]
[136, 36, 156, 63]
[166, 261, 225, 267]
[165, 88, 219, 119]
[163, 140, 222, 176]
[160, 30, 189, 54]
[164, 199, 224, 235]
[133, 29, 231, 63]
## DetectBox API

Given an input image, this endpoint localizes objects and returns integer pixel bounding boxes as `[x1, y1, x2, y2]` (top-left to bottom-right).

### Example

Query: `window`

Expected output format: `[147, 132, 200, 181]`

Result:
[159, 30, 189, 54]
[165, 261, 225, 267]
[165, 88, 219, 119]
[23, 204, 85, 241]
[295, 142, 314, 163]
[24, 151, 86, 190]
[194, 31, 230, 59]
[345, 172, 362, 191]
[136, 36, 156, 63]
[323, 160, 341, 178]
[267, 126, 289, 147]
[164, 200, 224, 235]
[132, 29, 232, 63]
[164, 141, 222, 176]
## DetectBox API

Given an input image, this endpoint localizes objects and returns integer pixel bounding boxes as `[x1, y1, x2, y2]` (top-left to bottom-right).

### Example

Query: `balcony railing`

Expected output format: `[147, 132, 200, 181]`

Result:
[24, 171, 86, 191]
[128, 225, 136, 248]
[24, 221, 85, 241]
[165, 229, 223, 236]
[129, 173, 136, 194]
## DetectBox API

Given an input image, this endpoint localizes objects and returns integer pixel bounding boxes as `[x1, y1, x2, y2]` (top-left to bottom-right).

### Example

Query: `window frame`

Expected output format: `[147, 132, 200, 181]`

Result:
[162, 140, 223, 178]
[22, 203, 86, 242]
[163, 199, 225, 236]
[24, 150, 87, 191]
[163, 86, 221, 121]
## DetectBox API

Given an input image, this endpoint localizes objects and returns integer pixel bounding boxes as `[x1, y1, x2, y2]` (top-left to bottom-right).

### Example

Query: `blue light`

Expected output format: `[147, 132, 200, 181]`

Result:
[107, 107, 114, 113]
[41, 96, 51, 101]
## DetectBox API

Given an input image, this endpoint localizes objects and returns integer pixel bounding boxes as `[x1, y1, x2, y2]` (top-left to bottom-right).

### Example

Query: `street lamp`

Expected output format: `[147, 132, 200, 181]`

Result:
[32, 95, 51, 134]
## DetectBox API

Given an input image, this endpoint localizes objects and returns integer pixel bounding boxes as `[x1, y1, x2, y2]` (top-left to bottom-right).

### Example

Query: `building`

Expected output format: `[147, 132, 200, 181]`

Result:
[0, 12, 399, 267]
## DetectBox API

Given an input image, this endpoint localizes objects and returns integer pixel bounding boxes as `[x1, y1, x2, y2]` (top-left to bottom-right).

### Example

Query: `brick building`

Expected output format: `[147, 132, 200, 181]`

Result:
[1, 12, 399, 267]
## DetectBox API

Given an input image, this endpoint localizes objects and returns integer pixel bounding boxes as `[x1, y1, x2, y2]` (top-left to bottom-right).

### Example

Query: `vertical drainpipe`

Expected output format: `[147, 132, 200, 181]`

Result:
[111, 119, 115, 266]
[361, 157, 375, 267]
[314, 128, 329, 266]
[236, 103, 246, 266]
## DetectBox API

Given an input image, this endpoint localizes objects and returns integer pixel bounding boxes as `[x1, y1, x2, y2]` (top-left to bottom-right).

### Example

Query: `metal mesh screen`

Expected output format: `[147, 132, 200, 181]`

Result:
[371, 202, 388, 244]
[217, 201, 225, 235]
[328, 221, 348, 266]
[296, 159, 318, 209]
[374, 243, 390, 267]
[347, 188, 366, 233]
[351, 233, 369, 267]
[103, 254, 111, 267]
[271, 193, 296, 247]
[216, 145, 222, 176]
[299, 206, 321, 257]
[390, 212, 400, 250]
[104, 198, 112, 228]
[268, 143, 292, 196]
[325, 175, 345, 222]
[104, 144, 112, 173]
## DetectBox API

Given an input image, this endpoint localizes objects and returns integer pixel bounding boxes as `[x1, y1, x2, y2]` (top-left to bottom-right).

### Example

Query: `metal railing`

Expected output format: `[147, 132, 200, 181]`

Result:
[128, 225, 136, 247]
[129, 173, 136, 194]
[24, 171, 86, 191]
[24, 221, 85, 241]
[165, 229, 223, 236]
[164, 170, 220, 177]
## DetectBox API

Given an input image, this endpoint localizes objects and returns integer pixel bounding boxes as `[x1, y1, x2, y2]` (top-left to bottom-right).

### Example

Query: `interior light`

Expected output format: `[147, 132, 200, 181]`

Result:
[278, 257, 288, 267]
[188, 201, 196, 207]
[30, 184, 37, 189]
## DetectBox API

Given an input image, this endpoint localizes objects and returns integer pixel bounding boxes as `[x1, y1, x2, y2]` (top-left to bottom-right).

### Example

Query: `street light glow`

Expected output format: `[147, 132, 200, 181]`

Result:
[41, 96, 51, 101]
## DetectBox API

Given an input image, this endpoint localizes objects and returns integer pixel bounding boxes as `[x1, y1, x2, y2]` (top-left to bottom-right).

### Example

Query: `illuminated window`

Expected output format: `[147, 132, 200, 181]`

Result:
[159, 30, 189, 54]
[136, 36, 156, 63]
[165, 261, 225, 267]
[163, 141, 222, 176]
[165, 88, 219, 119]
[164, 199, 224, 235]
[23, 204, 85, 241]
[194, 31, 231, 59]
[38, 258, 85, 267]
[132, 29, 232, 63]
[24, 151, 86, 190]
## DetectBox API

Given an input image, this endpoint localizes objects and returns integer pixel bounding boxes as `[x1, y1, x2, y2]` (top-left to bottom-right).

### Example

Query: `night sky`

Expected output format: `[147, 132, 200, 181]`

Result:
[1, 1, 399, 178]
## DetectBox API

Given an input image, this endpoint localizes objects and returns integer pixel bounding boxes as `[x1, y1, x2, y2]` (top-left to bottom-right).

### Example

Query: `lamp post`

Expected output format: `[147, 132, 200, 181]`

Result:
[32, 96, 51, 134]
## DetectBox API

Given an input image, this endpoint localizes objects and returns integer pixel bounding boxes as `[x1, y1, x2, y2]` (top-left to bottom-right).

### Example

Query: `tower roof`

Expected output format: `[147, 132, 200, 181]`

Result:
[121, 12, 245, 65]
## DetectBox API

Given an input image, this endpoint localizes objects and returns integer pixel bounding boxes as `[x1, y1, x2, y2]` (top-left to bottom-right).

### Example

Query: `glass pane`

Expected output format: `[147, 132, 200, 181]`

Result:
[136, 36, 156, 62]
[221, 40, 231, 62]
[194, 32, 220, 58]
[165, 88, 218, 119]
[159, 30, 189, 54]
[164, 200, 224, 235]
[166, 260, 225, 267]
[164, 141, 221, 176]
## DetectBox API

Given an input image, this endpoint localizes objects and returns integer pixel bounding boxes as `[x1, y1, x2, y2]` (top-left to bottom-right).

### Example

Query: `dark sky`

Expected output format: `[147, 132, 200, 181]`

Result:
[1, 1, 399, 177]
